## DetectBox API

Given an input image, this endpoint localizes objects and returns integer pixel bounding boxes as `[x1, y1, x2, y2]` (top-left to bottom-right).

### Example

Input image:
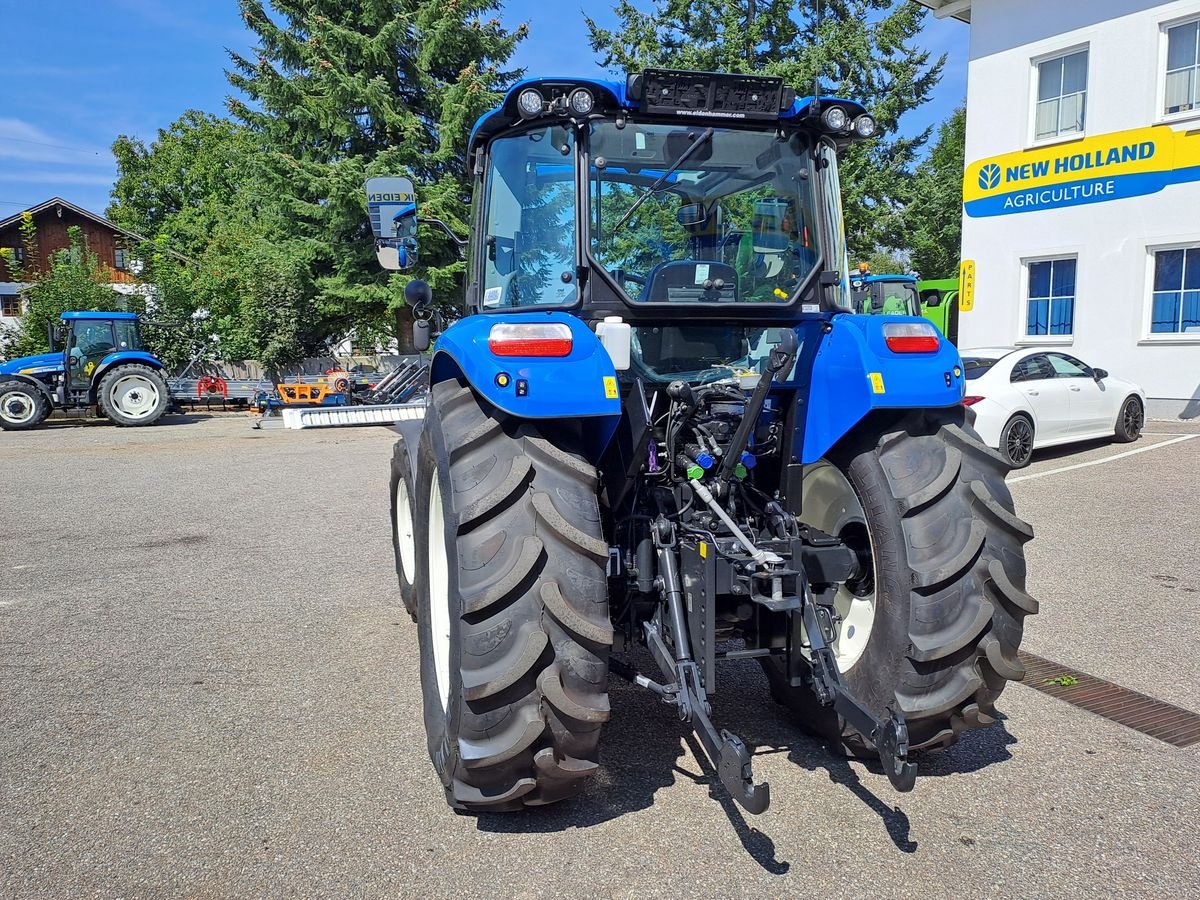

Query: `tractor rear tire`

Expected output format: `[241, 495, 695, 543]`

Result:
[390, 436, 419, 622]
[0, 381, 50, 431]
[763, 407, 1038, 756]
[414, 377, 611, 811]
[97, 364, 170, 427]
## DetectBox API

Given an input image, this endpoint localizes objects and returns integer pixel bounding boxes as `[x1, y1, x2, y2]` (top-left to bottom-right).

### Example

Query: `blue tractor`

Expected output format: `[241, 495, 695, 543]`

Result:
[0, 311, 171, 430]
[380, 70, 1038, 814]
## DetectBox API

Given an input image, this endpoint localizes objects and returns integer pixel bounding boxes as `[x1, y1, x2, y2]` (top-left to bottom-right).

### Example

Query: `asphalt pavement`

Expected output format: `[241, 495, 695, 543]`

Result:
[1, 413, 1198, 899]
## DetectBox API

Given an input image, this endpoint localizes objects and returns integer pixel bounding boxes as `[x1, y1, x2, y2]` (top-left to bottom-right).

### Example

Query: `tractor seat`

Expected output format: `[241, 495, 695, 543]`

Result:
[640, 260, 738, 302]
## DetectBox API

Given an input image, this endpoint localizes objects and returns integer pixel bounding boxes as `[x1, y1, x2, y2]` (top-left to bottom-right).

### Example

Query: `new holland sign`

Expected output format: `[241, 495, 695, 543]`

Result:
[963, 125, 1200, 217]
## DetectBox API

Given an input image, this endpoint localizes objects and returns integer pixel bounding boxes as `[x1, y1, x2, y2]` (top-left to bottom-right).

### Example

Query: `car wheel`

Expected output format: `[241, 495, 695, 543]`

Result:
[999, 414, 1034, 469]
[1114, 396, 1144, 443]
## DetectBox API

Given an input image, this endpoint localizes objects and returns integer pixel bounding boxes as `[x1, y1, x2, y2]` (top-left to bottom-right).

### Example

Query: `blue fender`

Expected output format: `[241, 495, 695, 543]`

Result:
[430, 311, 622, 460]
[91, 351, 165, 397]
[93, 350, 164, 378]
[800, 314, 965, 463]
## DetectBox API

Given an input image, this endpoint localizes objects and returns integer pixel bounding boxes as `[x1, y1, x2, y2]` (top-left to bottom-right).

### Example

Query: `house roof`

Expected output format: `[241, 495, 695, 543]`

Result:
[0, 197, 190, 263]
[914, 0, 971, 23]
[0, 197, 146, 241]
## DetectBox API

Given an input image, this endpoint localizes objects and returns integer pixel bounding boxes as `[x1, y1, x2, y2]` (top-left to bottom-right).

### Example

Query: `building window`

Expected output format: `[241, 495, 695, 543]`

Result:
[1026, 258, 1076, 336]
[114, 247, 127, 270]
[1, 295, 21, 317]
[1150, 247, 1200, 334]
[1166, 19, 1200, 115]
[1035, 49, 1088, 140]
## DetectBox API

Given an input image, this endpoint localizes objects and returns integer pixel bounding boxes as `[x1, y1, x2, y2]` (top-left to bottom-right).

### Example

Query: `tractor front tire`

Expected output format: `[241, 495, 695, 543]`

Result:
[0, 381, 50, 431]
[97, 364, 170, 427]
[763, 408, 1038, 756]
[390, 436, 419, 621]
[414, 377, 612, 811]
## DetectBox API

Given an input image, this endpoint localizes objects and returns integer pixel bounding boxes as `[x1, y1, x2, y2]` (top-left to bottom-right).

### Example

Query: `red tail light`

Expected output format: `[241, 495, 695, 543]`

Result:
[962, 395, 984, 407]
[488, 322, 573, 357]
[883, 321, 940, 353]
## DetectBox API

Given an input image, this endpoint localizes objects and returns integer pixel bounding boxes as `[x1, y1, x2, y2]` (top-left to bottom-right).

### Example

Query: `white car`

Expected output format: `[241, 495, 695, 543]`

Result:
[959, 347, 1146, 468]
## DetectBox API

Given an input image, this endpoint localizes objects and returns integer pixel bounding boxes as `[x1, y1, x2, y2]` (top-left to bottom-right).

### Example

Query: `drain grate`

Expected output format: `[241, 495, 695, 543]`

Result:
[1018, 651, 1200, 748]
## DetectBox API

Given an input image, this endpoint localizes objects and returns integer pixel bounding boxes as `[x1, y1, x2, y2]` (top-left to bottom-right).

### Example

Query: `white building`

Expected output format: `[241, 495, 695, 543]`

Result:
[920, 0, 1200, 418]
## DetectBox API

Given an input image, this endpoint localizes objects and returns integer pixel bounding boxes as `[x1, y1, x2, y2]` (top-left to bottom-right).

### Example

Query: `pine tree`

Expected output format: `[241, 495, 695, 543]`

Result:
[226, 0, 526, 350]
[587, 0, 944, 259]
[906, 106, 966, 280]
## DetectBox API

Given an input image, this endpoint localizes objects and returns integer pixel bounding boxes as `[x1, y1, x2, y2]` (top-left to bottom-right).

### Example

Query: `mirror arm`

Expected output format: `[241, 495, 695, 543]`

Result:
[419, 216, 468, 249]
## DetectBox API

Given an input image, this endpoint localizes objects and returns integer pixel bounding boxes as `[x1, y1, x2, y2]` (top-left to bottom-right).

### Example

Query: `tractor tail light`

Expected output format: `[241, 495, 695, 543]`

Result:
[883, 321, 940, 353]
[488, 322, 573, 357]
[961, 395, 985, 407]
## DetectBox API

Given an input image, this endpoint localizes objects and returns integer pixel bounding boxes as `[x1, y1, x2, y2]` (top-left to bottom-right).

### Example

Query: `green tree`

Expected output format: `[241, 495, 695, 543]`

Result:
[587, 0, 944, 259]
[108, 111, 265, 260]
[225, 0, 527, 351]
[906, 106, 965, 280]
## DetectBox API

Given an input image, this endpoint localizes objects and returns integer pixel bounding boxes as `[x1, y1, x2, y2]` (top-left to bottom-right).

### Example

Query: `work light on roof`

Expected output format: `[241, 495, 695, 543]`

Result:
[517, 88, 544, 119]
[853, 115, 877, 138]
[821, 106, 848, 132]
[568, 88, 595, 115]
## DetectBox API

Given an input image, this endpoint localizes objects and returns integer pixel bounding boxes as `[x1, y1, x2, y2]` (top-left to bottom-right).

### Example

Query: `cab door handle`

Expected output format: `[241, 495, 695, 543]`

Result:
[1024, 389, 1039, 396]
[1069, 385, 1081, 392]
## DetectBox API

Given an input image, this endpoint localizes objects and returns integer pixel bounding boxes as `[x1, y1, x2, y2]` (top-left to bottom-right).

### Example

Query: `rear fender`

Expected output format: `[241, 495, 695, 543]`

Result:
[429, 312, 621, 462]
[799, 314, 965, 463]
[90, 351, 164, 397]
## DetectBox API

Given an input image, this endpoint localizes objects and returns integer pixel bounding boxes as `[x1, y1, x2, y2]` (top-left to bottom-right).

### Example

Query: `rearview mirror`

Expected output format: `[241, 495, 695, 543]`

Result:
[1093, 367, 1108, 381]
[677, 203, 708, 228]
[413, 319, 431, 352]
[365, 176, 418, 271]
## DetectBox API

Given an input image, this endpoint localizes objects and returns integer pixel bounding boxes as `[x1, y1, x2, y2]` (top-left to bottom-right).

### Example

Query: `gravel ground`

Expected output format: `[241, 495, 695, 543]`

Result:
[1, 414, 1198, 899]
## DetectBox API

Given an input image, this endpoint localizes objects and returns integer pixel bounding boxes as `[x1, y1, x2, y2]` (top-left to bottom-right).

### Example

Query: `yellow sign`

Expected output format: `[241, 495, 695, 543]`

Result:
[603, 376, 618, 399]
[959, 259, 976, 313]
[869, 372, 885, 394]
[84, 361, 96, 376]
[963, 124, 1200, 218]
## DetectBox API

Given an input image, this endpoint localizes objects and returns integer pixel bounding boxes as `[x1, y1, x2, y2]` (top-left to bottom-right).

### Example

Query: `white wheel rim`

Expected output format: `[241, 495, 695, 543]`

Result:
[427, 470, 452, 711]
[110, 374, 160, 419]
[1, 390, 37, 425]
[394, 475, 416, 581]
[798, 460, 877, 672]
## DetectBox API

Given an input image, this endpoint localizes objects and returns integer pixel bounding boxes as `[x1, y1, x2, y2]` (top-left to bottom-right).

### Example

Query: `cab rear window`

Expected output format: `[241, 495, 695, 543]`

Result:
[962, 357, 998, 380]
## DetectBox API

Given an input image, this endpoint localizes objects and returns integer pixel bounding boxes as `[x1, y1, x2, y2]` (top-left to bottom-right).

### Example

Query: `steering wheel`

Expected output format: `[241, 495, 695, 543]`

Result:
[610, 269, 646, 293]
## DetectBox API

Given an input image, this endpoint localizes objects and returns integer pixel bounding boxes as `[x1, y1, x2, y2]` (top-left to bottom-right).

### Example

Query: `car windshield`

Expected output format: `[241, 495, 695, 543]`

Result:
[588, 122, 823, 305]
[962, 357, 999, 380]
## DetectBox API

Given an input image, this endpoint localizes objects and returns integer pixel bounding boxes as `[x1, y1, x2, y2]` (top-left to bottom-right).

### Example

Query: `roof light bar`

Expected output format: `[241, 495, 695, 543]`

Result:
[488, 322, 573, 357]
[883, 321, 940, 353]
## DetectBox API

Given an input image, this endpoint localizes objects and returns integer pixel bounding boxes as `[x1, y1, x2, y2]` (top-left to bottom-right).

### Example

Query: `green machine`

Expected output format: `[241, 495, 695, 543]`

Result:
[916, 277, 960, 345]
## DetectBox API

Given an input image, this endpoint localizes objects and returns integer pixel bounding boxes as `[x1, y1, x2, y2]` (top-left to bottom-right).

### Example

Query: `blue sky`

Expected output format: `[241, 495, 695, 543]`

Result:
[2, 0, 968, 219]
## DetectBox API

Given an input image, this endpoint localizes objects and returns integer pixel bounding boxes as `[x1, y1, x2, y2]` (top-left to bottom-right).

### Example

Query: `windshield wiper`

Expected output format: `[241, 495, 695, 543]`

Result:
[610, 127, 714, 234]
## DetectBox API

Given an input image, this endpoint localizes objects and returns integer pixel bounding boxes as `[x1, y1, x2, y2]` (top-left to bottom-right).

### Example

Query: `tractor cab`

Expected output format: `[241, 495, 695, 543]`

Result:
[848, 269, 922, 317]
[54, 312, 146, 394]
[364, 70, 949, 387]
